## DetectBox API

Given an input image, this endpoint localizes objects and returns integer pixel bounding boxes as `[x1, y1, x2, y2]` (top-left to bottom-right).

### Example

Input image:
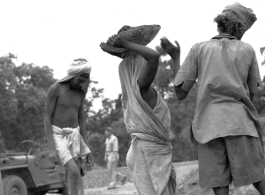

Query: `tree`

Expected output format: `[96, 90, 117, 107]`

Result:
[261, 47, 265, 66]
[168, 84, 198, 161]
[86, 94, 131, 167]
[84, 80, 104, 117]
[0, 54, 57, 150]
[0, 54, 105, 153]
[0, 54, 18, 151]
[153, 45, 198, 162]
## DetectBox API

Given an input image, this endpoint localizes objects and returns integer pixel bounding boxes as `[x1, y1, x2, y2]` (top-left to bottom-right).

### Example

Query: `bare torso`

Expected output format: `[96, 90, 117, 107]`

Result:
[140, 87, 157, 109]
[52, 83, 83, 128]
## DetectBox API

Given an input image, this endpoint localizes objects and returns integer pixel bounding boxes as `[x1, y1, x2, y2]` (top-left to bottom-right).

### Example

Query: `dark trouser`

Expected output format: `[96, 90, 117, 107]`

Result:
[198, 136, 265, 188]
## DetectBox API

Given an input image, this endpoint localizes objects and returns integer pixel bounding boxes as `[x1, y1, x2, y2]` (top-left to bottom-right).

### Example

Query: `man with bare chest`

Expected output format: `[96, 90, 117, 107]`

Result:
[52, 84, 84, 128]
[44, 58, 92, 195]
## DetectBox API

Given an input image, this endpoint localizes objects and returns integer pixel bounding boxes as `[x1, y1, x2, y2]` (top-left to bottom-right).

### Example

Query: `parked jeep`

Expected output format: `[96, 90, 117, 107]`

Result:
[0, 140, 68, 195]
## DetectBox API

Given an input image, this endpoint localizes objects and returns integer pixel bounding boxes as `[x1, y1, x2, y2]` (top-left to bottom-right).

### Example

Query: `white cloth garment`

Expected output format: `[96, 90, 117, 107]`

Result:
[105, 134, 119, 152]
[58, 58, 92, 83]
[222, 2, 257, 31]
[52, 125, 91, 165]
[119, 54, 176, 195]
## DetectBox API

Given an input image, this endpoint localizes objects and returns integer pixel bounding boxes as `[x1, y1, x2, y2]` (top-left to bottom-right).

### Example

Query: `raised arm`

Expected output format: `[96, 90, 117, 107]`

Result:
[107, 34, 160, 91]
[160, 37, 181, 76]
[160, 37, 188, 100]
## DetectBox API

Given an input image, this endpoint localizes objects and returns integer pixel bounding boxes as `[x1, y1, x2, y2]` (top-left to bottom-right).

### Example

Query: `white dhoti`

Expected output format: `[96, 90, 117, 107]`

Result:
[126, 137, 175, 195]
[52, 125, 91, 165]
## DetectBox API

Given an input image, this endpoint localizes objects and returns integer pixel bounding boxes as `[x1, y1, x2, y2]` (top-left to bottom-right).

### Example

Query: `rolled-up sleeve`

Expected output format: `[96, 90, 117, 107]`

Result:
[248, 54, 262, 94]
[173, 44, 198, 92]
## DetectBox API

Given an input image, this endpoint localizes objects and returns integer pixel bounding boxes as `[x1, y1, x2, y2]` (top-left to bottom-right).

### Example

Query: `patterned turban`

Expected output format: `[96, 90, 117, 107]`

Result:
[222, 2, 257, 31]
[58, 58, 92, 83]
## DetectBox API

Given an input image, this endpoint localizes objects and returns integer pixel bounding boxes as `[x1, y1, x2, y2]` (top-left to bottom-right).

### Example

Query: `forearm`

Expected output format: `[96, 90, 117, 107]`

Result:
[166, 45, 180, 76]
[79, 120, 87, 142]
[171, 56, 180, 76]
[160, 38, 181, 77]
[174, 85, 188, 100]
[44, 117, 55, 147]
[121, 40, 160, 62]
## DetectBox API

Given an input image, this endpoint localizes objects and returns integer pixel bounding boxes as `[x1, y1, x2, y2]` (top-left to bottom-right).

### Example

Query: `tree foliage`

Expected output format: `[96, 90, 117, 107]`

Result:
[153, 45, 198, 162]
[0, 54, 104, 153]
[86, 94, 130, 167]
[0, 54, 56, 151]
[261, 47, 265, 66]
[2, 49, 265, 168]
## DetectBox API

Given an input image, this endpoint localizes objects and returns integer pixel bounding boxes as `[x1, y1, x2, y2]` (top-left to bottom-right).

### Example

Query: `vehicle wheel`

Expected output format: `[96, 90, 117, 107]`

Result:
[3, 175, 28, 195]
[58, 171, 68, 195]
[59, 186, 68, 195]
[28, 189, 47, 195]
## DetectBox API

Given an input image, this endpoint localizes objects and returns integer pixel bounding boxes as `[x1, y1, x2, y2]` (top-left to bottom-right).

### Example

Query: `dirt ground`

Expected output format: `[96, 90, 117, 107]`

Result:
[83, 160, 260, 195]
[83, 161, 198, 195]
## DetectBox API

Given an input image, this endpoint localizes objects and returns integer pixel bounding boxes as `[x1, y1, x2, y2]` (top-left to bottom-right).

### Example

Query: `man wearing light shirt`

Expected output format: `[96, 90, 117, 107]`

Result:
[172, 3, 265, 195]
[104, 127, 119, 188]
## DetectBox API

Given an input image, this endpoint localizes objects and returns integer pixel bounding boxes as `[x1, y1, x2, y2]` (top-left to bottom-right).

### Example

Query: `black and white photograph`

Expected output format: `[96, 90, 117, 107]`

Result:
[0, 0, 265, 195]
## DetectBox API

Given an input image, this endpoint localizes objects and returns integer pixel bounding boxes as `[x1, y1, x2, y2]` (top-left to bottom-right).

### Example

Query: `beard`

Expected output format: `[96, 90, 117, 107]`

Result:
[69, 82, 82, 90]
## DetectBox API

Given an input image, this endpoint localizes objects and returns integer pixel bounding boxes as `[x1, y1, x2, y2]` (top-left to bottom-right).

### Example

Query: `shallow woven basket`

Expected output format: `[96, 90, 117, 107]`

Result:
[100, 24, 161, 58]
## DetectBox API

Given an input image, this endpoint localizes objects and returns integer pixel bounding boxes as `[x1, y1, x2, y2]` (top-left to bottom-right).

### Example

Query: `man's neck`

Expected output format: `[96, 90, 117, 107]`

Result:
[218, 32, 243, 40]
[219, 32, 231, 36]
[213, 33, 238, 40]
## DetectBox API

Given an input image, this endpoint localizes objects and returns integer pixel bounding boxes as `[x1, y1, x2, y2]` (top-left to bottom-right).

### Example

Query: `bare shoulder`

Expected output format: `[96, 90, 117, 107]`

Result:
[47, 82, 61, 97]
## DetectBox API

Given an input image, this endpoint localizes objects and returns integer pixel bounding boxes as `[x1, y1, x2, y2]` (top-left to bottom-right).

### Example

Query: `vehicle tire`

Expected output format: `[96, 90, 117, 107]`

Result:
[28, 189, 47, 195]
[59, 186, 68, 195]
[3, 175, 28, 195]
[58, 171, 68, 195]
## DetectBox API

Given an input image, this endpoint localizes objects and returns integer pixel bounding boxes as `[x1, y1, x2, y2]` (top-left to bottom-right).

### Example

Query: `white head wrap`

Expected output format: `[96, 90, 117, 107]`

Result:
[58, 58, 92, 83]
[223, 2, 257, 31]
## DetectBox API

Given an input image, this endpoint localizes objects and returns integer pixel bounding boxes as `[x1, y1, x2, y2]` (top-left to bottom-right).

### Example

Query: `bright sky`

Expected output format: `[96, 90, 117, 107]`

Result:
[1, 0, 265, 109]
